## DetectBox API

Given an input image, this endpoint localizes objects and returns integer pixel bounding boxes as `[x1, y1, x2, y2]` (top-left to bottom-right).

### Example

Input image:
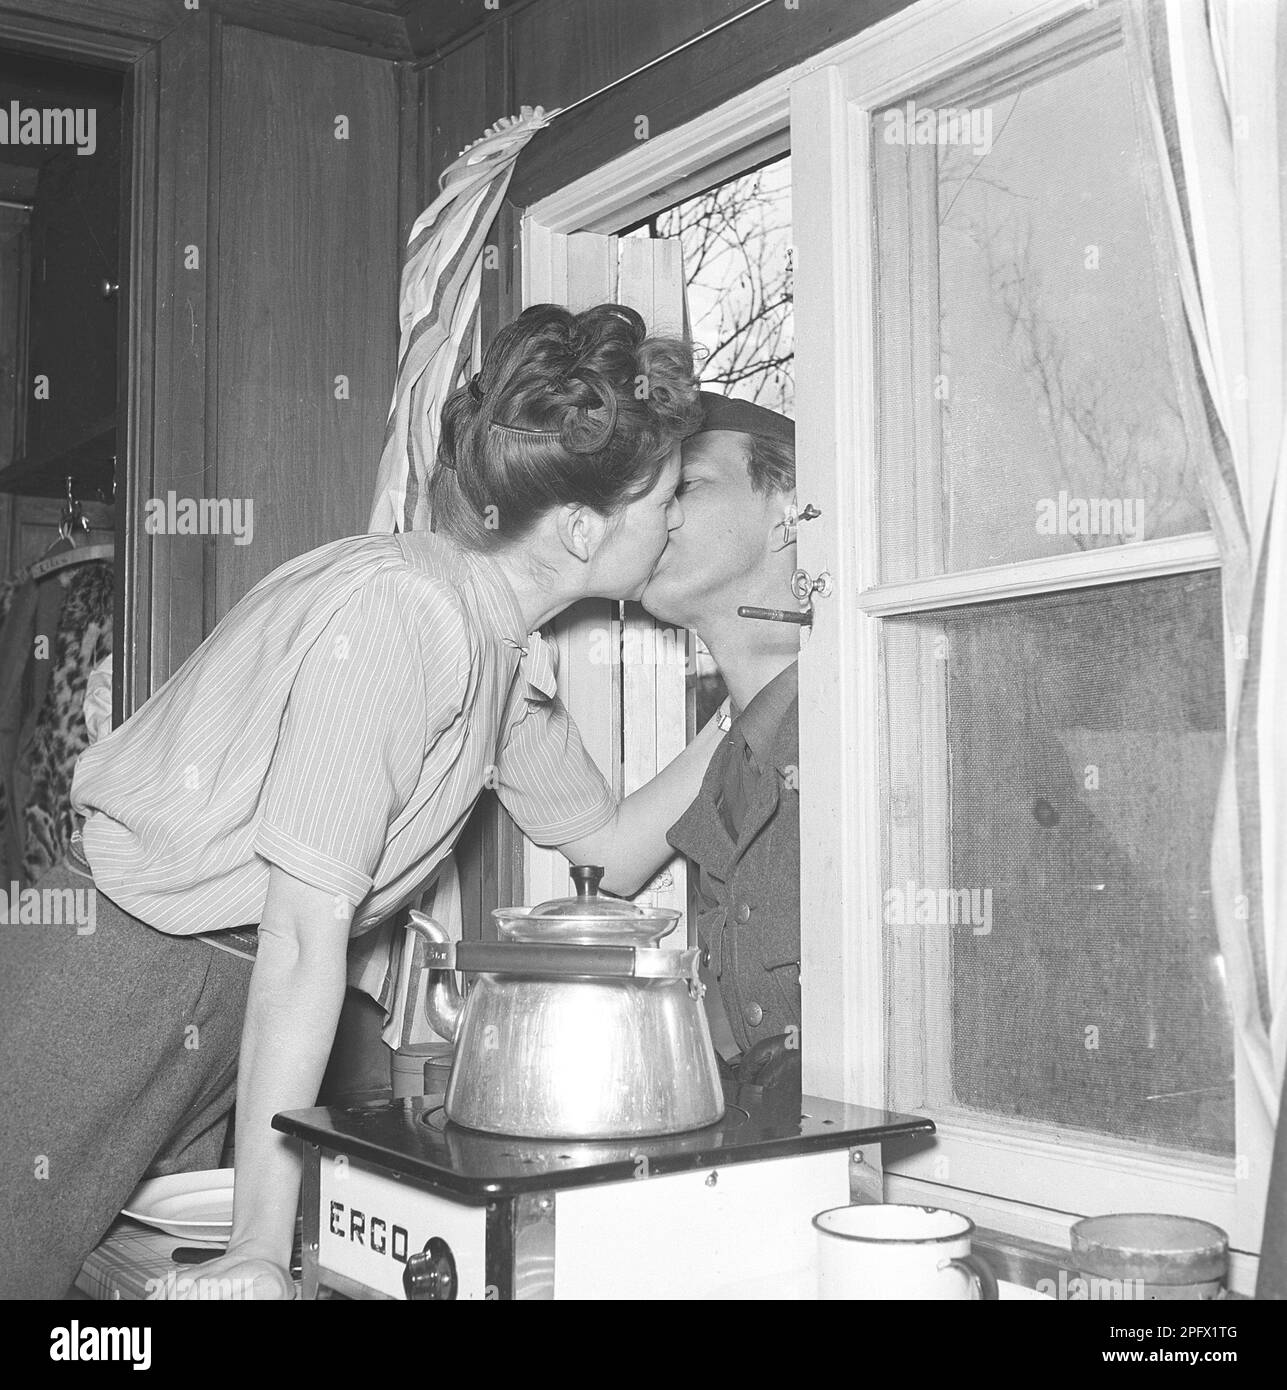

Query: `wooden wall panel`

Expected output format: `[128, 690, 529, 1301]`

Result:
[214, 0, 408, 56]
[420, 24, 491, 200]
[395, 60, 426, 250]
[0, 0, 410, 56]
[138, 16, 214, 694]
[214, 25, 400, 620]
[508, 0, 745, 113]
[0, 204, 30, 471]
[0, 0, 174, 46]
[403, 0, 526, 60]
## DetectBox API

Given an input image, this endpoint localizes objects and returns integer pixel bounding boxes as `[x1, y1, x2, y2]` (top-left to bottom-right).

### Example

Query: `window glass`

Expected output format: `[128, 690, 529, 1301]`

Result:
[883, 570, 1233, 1156]
[873, 43, 1209, 582]
[628, 154, 793, 416]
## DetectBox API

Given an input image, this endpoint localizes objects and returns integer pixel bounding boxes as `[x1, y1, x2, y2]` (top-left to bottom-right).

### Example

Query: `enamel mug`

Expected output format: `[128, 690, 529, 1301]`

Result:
[814, 1203, 999, 1300]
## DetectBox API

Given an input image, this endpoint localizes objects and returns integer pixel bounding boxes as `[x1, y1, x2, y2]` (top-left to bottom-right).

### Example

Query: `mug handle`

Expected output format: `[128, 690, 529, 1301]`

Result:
[947, 1253, 999, 1300]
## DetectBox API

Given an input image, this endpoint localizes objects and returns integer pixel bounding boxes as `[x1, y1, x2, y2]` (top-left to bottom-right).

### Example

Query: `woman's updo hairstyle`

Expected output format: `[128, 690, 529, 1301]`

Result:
[428, 303, 700, 549]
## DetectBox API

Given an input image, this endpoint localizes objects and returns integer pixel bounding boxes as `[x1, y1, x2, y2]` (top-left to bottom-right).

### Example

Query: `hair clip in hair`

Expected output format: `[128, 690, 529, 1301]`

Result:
[467, 373, 484, 403]
[489, 420, 563, 441]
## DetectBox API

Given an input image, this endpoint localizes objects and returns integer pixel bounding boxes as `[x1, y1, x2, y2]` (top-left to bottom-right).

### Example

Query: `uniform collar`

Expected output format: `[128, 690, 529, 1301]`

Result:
[729, 661, 798, 767]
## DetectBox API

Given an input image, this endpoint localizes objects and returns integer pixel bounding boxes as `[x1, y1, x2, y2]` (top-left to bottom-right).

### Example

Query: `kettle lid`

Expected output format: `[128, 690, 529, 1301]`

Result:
[497, 865, 681, 945]
[528, 865, 649, 918]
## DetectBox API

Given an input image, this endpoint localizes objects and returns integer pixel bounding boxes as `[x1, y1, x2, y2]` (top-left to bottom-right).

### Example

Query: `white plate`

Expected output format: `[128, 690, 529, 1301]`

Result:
[120, 1168, 234, 1242]
[1000, 1278, 1055, 1300]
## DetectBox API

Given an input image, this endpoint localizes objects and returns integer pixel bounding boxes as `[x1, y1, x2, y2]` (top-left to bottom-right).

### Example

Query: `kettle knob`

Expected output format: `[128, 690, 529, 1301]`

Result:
[403, 1237, 458, 1301]
[569, 864, 604, 899]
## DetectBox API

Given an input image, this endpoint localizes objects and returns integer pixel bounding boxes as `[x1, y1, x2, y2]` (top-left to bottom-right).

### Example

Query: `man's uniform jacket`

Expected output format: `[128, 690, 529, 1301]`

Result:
[667, 680, 801, 1057]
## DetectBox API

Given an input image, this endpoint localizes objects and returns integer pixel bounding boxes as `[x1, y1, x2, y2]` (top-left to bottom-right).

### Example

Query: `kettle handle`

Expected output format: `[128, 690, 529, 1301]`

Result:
[407, 910, 464, 1043]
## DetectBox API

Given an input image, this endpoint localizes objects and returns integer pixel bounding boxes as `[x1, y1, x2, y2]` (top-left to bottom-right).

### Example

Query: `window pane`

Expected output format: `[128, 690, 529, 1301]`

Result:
[873, 41, 1210, 581]
[883, 571, 1233, 1156]
[627, 155, 793, 415]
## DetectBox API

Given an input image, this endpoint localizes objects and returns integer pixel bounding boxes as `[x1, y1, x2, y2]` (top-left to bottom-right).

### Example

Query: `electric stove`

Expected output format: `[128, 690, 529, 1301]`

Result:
[274, 1084, 934, 1300]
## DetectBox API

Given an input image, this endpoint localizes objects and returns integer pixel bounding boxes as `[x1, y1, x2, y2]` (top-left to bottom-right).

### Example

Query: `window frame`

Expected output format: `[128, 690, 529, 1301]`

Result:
[790, 0, 1257, 1267]
[871, 8, 1231, 1138]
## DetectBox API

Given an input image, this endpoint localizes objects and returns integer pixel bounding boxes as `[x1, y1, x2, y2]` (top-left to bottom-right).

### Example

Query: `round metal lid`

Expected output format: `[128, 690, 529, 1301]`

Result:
[530, 866, 649, 917]
[494, 865, 679, 945]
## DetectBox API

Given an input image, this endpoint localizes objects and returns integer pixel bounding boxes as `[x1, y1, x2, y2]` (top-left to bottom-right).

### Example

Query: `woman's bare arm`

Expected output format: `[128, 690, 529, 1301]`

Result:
[177, 865, 351, 1299]
[558, 711, 725, 896]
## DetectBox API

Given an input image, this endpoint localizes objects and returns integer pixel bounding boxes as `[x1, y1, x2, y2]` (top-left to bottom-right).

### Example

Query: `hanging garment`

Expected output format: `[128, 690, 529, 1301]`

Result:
[0, 569, 48, 884]
[21, 560, 113, 883]
[0, 559, 113, 888]
[82, 652, 113, 745]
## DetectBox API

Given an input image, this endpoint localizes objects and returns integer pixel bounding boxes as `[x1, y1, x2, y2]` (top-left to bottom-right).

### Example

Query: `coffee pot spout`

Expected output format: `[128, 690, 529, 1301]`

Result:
[407, 910, 464, 1042]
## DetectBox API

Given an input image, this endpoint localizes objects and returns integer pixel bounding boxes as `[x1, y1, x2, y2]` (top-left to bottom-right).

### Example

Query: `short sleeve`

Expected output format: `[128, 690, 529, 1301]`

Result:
[255, 570, 466, 902]
[493, 694, 617, 847]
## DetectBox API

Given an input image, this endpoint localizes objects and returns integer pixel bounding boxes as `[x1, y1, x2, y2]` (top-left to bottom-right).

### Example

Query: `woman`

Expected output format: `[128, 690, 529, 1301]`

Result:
[0, 304, 721, 1299]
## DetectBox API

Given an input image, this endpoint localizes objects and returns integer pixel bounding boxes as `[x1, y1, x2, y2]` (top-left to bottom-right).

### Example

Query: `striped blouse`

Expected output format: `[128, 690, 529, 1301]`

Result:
[70, 530, 616, 937]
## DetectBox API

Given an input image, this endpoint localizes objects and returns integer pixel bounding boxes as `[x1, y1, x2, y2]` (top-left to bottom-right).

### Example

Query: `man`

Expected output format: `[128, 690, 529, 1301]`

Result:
[641, 393, 802, 1088]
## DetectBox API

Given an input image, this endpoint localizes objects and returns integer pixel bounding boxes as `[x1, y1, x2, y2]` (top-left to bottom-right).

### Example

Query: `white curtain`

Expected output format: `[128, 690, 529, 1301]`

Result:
[351, 107, 555, 1047]
[1125, 0, 1286, 1277]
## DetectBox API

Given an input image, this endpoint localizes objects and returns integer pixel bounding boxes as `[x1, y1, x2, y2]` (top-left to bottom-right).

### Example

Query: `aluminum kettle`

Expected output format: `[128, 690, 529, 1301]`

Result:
[407, 866, 725, 1139]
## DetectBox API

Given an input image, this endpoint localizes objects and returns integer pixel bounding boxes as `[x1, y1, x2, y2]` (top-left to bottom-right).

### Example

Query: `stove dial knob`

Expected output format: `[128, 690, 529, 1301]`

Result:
[403, 1236, 458, 1301]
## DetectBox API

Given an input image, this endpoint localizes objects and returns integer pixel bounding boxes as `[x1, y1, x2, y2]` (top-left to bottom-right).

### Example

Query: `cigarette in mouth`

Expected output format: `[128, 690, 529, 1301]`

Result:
[737, 605, 812, 625]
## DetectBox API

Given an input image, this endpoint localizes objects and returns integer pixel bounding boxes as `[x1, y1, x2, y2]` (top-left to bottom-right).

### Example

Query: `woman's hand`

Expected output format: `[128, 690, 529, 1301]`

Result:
[166, 1249, 294, 1300]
